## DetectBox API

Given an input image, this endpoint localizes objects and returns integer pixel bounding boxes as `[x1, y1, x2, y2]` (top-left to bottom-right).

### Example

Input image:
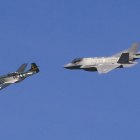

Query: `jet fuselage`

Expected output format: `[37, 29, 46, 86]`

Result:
[64, 43, 140, 74]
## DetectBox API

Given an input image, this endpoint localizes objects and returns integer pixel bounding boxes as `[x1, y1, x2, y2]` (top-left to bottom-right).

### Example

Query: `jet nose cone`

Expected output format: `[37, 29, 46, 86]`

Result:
[64, 64, 70, 69]
[64, 63, 73, 69]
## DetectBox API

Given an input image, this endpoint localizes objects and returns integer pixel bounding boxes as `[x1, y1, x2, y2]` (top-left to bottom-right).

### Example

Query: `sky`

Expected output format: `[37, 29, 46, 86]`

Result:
[0, 0, 140, 140]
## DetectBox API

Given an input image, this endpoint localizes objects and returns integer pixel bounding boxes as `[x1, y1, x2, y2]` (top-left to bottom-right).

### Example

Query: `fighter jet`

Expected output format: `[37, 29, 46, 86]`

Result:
[0, 63, 39, 90]
[64, 43, 140, 74]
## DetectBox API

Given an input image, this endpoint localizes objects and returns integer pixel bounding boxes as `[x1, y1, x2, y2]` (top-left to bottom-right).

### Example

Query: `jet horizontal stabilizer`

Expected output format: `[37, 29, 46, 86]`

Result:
[117, 53, 129, 64]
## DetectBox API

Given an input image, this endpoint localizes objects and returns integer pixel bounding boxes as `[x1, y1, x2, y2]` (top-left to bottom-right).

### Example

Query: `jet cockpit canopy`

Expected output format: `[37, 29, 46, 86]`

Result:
[71, 58, 83, 64]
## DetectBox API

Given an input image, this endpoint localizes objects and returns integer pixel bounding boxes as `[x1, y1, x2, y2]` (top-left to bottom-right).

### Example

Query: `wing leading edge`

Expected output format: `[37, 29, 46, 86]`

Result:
[81, 64, 121, 74]
[96, 64, 121, 74]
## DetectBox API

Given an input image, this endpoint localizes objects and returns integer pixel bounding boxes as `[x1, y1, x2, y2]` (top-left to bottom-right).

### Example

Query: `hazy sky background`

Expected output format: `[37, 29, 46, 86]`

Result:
[0, 0, 140, 140]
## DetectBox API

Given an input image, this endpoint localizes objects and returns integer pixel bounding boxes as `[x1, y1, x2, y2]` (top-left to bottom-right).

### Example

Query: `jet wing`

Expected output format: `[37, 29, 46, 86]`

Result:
[16, 63, 28, 73]
[96, 63, 121, 74]
[0, 83, 11, 90]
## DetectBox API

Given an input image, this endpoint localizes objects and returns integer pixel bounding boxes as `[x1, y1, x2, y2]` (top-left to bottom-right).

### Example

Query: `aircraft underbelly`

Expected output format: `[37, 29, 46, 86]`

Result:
[83, 67, 97, 72]
[4, 77, 21, 84]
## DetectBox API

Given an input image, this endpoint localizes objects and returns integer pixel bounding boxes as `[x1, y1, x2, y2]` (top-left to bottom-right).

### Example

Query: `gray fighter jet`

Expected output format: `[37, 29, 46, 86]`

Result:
[64, 43, 140, 74]
[0, 63, 39, 90]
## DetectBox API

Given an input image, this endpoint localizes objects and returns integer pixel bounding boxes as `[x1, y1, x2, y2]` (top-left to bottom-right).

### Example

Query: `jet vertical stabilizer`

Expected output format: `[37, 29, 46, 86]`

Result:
[127, 43, 140, 55]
